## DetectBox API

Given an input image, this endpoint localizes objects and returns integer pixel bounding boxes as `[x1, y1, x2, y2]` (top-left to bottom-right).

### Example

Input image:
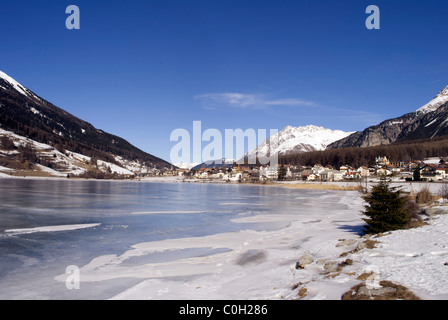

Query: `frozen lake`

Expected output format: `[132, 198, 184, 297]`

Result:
[0, 178, 365, 299]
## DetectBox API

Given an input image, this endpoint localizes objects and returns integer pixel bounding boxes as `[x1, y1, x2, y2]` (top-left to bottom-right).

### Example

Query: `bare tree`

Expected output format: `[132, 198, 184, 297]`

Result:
[439, 183, 448, 202]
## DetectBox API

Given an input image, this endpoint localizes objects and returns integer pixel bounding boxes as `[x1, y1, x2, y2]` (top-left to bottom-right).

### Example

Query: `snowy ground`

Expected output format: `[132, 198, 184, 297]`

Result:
[287, 210, 448, 300]
[48, 185, 448, 300]
[351, 213, 448, 300]
[284, 182, 448, 300]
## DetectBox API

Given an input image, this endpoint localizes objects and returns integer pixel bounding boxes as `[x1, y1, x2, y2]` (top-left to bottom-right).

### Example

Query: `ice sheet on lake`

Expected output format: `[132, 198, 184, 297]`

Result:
[5, 223, 101, 235]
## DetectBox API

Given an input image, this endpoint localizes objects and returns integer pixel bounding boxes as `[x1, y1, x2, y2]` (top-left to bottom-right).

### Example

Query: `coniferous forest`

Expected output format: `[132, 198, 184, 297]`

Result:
[279, 136, 448, 168]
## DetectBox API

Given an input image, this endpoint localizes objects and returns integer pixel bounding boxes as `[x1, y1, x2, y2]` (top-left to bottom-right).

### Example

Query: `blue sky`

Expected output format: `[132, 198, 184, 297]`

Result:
[1, 0, 448, 163]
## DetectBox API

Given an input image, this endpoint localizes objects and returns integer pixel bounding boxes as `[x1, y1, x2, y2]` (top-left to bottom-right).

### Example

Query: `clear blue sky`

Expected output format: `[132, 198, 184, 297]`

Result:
[1, 0, 448, 163]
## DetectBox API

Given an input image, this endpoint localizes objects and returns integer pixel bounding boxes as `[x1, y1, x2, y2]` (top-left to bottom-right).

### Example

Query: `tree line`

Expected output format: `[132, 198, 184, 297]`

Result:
[279, 136, 448, 168]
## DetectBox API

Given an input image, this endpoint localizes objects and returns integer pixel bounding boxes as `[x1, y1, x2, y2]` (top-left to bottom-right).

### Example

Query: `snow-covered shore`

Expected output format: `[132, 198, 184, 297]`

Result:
[288, 210, 448, 300]
[48, 184, 448, 300]
[284, 181, 448, 300]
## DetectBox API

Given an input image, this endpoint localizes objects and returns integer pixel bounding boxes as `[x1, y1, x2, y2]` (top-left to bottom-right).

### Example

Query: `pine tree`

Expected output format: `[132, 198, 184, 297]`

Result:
[413, 166, 421, 181]
[278, 164, 287, 181]
[362, 178, 410, 234]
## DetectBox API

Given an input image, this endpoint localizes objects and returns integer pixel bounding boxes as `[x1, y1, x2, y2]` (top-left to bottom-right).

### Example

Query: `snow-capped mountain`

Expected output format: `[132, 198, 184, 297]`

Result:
[328, 84, 448, 149]
[241, 125, 354, 161]
[0, 70, 171, 175]
[173, 162, 201, 170]
[416, 86, 448, 114]
[0, 70, 40, 100]
[191, 158, 235, 170]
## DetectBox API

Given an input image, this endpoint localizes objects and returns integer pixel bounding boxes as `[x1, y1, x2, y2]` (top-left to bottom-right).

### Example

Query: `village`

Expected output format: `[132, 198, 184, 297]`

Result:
[159, 156, 448, 184]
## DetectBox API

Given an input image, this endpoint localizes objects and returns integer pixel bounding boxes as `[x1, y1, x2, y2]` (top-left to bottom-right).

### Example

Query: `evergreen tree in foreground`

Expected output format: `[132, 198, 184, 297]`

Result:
[362, 178, 410, 234]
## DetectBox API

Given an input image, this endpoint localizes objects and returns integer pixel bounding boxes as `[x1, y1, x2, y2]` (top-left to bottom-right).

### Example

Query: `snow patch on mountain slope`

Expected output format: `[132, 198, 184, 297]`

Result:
[0, 70, 38, 100]
[416, 85, 448, 114]
[0, 127, 153, 177]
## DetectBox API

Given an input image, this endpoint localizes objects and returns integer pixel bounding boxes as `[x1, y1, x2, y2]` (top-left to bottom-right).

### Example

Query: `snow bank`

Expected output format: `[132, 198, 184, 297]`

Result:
[354, 214, 448, 299]
[0, 172, 12, 178]
[288, 209, 448, 300]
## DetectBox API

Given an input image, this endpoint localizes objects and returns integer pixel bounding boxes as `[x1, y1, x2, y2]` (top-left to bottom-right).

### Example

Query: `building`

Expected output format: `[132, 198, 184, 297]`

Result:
[259, 166, 278, 180]
[419, 164, 445, 181]
[375, 156, 390, 167]
[300, 169, 313, 181]
[312, 164, 325, 175]
[319, 170, 343, 182]
[357, 166, 370, 177]
[376, 168, 391, 176]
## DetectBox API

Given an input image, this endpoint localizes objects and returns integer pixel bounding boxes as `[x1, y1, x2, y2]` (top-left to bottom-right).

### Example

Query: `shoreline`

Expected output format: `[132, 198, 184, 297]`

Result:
[0, 172, 371, 192]
[292, 211, 448, 300]
[1, 172, 444, 194]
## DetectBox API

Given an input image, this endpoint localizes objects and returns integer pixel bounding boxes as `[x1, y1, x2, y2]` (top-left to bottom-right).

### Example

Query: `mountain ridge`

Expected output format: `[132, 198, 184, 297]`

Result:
[0, 70, 172, 173]
[241, 124, 354, 162]
[328, 85, 448, 149]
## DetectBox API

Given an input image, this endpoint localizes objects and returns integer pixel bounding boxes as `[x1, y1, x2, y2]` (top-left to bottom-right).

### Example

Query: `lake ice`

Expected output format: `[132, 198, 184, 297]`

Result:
[0, 178, 366, 299]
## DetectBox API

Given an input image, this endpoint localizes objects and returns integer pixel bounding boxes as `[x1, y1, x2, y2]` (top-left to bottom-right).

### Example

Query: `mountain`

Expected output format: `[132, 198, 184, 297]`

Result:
[191, 158, 235, 170]
[241, 125, 354, 162]
[173, 162, 201, 170]
[183, 126, 353, 170]
[0, 70, 171, 176]
[328, 85, 448, 149]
